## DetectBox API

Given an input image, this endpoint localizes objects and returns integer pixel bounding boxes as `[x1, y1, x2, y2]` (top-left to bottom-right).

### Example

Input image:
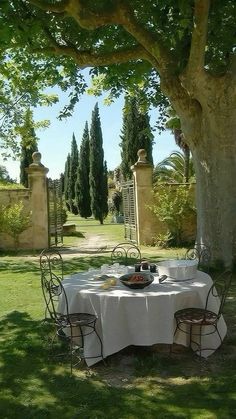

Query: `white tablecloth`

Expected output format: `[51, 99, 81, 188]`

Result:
[58, 269, 227, 366]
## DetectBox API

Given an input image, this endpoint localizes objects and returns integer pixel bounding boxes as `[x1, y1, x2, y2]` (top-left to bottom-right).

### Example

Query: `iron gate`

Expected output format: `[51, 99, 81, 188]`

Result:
[122, 180, 137, 242]
[48, 179, 63, 246]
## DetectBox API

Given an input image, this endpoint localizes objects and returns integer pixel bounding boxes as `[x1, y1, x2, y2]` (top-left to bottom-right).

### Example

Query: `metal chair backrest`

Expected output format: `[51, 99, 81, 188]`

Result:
[39, 249, 68, 321]
[204, 270, 232, 318]
[185, 244, 211, 271]
[111, 242, 141, 265]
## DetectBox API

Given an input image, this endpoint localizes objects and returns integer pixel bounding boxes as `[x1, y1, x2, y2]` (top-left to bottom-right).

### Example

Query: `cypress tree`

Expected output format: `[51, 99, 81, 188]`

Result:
[75, 121, 92, 218]
[103, 160, 109, 219]
[19, 109, 38, 187]
[60, 172, 65, 194]
[120, 96, 138, 181]
[120, 96, 154, 180]
[89, 103, 108, 224]
[64, 153, 71, 203]
[136, 111, 153, 165]
[68, 133, 79, 213]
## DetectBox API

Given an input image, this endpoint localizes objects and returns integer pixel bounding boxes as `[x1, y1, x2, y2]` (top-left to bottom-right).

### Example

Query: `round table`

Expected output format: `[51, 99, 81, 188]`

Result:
[59, 269, 227, 366]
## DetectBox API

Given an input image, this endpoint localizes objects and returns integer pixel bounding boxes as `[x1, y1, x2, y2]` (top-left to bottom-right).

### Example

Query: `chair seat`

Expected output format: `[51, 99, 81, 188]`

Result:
[175, 307, 218, 326]
[58, 312, 97, 327]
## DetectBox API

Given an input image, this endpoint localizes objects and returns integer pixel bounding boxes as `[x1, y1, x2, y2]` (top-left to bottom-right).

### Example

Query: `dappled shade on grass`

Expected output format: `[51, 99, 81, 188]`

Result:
[0, 254, 236, 418]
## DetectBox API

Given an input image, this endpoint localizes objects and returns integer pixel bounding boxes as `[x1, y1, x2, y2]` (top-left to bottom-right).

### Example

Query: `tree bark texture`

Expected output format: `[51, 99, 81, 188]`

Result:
[190, 105, 236, 268]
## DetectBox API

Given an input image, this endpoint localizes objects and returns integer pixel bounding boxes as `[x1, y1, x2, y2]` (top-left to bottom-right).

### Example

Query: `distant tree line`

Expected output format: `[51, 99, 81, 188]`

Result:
[63, 98, 154, 223]
[63, 103, 108, 224]
[17, 98, 154, 224]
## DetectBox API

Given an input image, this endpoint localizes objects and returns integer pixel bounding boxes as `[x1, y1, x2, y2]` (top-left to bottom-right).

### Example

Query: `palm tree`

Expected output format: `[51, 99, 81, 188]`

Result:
[154, 151, 195, 184]
[165, 108, 191, 182]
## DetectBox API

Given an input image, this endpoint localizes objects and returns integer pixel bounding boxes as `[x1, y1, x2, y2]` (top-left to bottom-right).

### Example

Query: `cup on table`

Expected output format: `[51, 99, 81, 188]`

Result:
[134, 263, 141, 272]
[141, 261, 149, 270]
[150, 264, 157, 273]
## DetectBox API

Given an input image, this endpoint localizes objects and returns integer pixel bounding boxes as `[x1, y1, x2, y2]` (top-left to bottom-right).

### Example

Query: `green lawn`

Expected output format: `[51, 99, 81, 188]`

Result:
[62, 214, 126, 247]
[1, 219, 236, 418]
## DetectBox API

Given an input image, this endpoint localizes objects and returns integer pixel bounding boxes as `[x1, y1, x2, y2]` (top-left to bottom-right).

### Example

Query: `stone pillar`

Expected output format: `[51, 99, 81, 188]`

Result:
[131, 149, 155, 245]
[26, 152, 49, 249]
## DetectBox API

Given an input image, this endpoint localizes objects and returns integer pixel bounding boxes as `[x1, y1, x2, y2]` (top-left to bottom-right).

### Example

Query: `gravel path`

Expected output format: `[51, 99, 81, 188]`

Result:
[58, 232, 117, 258]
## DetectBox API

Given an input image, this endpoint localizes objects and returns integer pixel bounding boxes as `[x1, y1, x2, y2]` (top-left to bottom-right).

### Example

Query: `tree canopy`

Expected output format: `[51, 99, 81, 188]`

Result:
[1, 1, 234, 103]
[1, 1, 235, 154]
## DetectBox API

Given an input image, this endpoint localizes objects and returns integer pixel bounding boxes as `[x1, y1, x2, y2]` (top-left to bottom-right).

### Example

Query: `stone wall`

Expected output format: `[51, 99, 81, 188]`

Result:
[0, 152, 49, 250]
[0, 188, 33, 249]
[150, 184, 197, 245]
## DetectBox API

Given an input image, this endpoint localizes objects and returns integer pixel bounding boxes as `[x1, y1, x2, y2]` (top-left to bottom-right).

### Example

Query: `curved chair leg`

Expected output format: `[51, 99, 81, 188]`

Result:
[69, 323, 105, 372]
[79, 325, 84, 354]
[82, 324, 105, 364]
[189, 324, 193, 348]
[94, 328, 105, 363]
[199, 325, 203, 358]
[215, 325, 223, 345]
[170, 323, 178, 355]
[70, 336, 73, 375]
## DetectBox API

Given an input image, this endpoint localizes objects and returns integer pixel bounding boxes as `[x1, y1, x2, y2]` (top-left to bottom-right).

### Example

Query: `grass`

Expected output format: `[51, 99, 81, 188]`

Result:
[1, 217, 236, 418]
[62, 214, 125, 247]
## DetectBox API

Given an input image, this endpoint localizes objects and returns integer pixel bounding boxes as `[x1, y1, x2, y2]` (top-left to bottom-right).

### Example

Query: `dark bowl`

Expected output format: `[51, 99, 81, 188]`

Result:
[119, 272, 154, 289]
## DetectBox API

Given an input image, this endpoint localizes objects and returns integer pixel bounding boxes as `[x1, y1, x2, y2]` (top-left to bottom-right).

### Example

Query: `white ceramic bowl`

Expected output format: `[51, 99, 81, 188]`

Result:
[157, 259, 198, 281]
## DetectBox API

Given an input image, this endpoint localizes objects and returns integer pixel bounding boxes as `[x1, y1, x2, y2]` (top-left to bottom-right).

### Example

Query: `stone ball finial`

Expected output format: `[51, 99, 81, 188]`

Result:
[137, 149, 147, 163]
[32, 151, 42, 165]
[26, 150, 49, 175]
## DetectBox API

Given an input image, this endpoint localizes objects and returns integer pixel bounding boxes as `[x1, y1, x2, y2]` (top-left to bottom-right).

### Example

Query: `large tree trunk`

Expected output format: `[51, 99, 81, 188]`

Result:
[191, 109, 236, 268]
[162, 67, 236, 268]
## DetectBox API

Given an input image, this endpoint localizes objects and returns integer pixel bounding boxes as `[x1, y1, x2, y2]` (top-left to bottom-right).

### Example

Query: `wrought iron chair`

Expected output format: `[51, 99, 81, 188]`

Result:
[174, 270, 232, 357]
[111, 242, 141, 265]
[40, 249, 64, 321]
[185, 243, 211, 272]
[39, 249, 104, 373]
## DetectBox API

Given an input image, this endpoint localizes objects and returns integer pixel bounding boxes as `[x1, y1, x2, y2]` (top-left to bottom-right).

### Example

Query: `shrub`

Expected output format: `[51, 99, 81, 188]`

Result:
[152, 231, 173, 248]
[149, 185, 196, 246]
[0, 201, 31, 248]
[111, 190, 123, 215]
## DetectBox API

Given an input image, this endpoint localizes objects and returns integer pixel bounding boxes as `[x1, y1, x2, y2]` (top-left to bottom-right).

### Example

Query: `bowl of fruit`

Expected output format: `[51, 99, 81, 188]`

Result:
[119, 272, 154, 289]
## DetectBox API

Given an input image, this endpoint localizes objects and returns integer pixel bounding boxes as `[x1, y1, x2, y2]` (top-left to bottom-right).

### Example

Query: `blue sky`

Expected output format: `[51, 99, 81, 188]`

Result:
[1, 87, 177, 181]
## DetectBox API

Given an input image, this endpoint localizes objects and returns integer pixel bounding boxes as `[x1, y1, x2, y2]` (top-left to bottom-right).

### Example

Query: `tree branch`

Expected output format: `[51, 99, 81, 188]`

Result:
[33, 43, 149, 68]
[188, 0, 211, 72]
[28, 0, 69, 13]
[28, 0, 124, 27]
[114, 1, 176, 76]
[65, 0, 124, 29]
[29, 0, 173, 74]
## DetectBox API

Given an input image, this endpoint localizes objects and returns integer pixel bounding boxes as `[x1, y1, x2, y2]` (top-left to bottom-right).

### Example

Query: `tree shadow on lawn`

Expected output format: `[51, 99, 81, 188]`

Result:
[0, 255, 112, 276]
[1, 311, 236, 419]
[0, 259, 39, 274]
[0, 250, 181, 276]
